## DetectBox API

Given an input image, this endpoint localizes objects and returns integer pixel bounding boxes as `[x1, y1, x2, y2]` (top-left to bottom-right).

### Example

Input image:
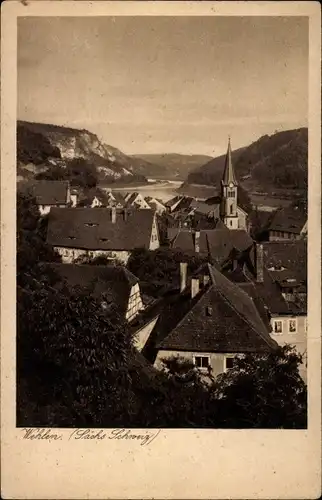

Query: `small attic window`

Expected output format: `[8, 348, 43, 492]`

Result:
[68, 236, 76, 240]
[100, 237, 109, 242]
[206, 306, 213, 316]
[85, 222, 98, 227]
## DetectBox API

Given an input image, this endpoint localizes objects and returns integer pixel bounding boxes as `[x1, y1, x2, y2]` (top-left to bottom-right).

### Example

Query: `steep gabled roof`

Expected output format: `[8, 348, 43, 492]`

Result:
[222, 138, 238, 186]
[156, 264, 276, 353]
[190, 200, 221, 216]
[49, 263, 138, 316]
[260, 241, 307, 283]
[238, 270, 307, 316]
[170, 228, 253, 264]
[268, 205, 307, 234]
[47, 207, 156, 250]
[20, 180, 69, 205]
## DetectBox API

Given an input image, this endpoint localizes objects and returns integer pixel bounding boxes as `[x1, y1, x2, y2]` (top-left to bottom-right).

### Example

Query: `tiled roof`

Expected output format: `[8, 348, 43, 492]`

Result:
[190, 200, 221, 216]
[238, 271, 307, 316]
[111, 192, 126, 205]
[156, 264, 276, 353]
[78, 188, 110, 206]
[49, 263, 138, 316]
[170, 228, 253, 264]
[268, 205, 307, 234]
[20, 180, 69, 205]
[262, 241, 307, 283]
[47, 207, 155, 250]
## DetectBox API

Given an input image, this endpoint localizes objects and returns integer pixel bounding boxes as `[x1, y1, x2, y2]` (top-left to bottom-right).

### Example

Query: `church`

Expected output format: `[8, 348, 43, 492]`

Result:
[219, 137, 248, 230]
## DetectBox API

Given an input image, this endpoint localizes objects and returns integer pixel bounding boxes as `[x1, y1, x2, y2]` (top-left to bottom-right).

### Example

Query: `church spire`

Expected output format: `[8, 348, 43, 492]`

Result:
[222, 136, 237, 185]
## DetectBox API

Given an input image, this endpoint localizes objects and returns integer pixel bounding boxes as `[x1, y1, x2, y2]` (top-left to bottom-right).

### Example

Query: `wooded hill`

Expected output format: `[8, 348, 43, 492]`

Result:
[187, 128, 308, 193]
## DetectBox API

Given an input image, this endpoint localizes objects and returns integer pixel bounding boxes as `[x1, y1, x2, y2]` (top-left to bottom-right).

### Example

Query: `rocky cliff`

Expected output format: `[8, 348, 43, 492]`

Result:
[17, 121, 150, 183]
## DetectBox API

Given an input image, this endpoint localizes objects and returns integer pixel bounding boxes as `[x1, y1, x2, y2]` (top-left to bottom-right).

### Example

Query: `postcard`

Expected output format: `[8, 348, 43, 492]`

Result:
[1, 1, 321, 498]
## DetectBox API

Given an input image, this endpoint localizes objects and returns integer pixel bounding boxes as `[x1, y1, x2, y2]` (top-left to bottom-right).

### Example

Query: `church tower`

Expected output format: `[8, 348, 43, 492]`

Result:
[220, 137, 239, 229]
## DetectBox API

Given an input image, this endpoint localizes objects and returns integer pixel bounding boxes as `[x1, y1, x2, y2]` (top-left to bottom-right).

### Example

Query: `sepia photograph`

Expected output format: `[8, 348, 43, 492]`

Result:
[1, 2, 321, 498]
[16, 14, 309, 429]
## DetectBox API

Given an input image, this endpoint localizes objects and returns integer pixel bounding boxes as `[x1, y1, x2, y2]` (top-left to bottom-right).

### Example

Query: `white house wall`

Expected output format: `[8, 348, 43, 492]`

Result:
[126, 283, 144, 322]
[154, 350, 240, 378]
[133, 316, 159, 352]
[54, 247, 131, 264]
[149, 216, 160, 250]
[270, 314, 307, 381]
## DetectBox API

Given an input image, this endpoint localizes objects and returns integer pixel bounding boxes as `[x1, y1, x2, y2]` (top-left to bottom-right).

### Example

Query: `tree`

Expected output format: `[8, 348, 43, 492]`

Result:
[127, 247, 208, 288]
[17, 193, 61, 287]
[17, 283, 136, 427]
[66, 158, 98, 188]
[211, 345, 307, 428]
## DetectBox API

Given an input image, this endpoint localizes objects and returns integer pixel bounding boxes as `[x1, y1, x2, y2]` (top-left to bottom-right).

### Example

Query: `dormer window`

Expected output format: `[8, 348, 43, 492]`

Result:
[85, 222, 98, 227]
[206, 306, 213, 316]
[100, 238, 109, 242]
[68, 236, 76, 240]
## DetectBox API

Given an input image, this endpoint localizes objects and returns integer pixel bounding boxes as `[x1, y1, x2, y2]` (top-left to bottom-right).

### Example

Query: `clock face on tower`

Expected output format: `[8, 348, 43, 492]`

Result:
[229, 182, 234, 188]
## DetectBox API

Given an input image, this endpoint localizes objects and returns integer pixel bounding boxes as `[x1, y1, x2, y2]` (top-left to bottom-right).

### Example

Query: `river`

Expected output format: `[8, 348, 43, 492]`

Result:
[101, 179, 294, 210]
[101, 179, 183, 202]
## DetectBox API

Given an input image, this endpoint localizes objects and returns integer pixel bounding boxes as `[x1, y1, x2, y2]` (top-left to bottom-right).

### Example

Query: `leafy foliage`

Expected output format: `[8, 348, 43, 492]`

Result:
[211, 345, 307, 428]
[17, 123, 61, 165]
[127, 247, 208, 287]
[17, 195, 307, 428]
[188, 128, 308, 192]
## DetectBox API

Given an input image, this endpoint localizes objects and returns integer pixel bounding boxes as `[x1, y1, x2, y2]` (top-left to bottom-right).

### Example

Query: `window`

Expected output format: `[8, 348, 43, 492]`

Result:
[194, 356, 210, 369]
[273, 320, 283, 334]
[305, 318, 308, 333]
[288, 319, 297, 334]
[228, 190, 235, 198]
[230, 220, 233, 227]
[224, 356, 235, 372]
[230, 204, 233, 214]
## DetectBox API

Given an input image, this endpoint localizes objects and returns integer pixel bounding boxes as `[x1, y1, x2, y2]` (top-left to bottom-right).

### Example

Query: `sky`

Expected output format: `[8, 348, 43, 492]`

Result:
[18, 16, 308, 156]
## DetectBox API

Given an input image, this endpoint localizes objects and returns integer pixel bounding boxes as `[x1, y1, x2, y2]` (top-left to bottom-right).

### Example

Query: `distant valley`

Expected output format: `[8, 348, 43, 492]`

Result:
[17, 122, 308, 206]
[131, 153, 213, 180]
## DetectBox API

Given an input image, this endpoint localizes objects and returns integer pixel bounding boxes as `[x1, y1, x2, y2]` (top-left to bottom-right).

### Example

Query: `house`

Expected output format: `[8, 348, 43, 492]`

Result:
[46, 207, 160, 264]
[267, 204, 307, 241]
[165, 196, 194, 213]
[145, 196, 167, 215]
[124, 192, 151, 210]
[78, 189, 125, 208]
[108, 191, 126, 208]
[151, 263, 277, 378]
[50, 263, 145, 323]
[169, 227, 253, 267]
[224, 241, 307, 381]
[168, 138, 249, 231]
[20, 180, 71, 215]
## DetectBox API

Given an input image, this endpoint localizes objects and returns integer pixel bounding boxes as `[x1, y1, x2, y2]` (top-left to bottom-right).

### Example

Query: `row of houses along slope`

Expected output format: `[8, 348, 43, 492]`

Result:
[18, 137, 308, 381]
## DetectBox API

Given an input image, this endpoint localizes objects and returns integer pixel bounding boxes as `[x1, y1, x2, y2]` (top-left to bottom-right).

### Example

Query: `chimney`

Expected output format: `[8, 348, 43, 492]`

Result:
[191, 278, 200, 299]
[180, 262, 188, 292]
[194, 230, 200, 253]
[256, 243, 264, 283]
[111, 207, 117, 223]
